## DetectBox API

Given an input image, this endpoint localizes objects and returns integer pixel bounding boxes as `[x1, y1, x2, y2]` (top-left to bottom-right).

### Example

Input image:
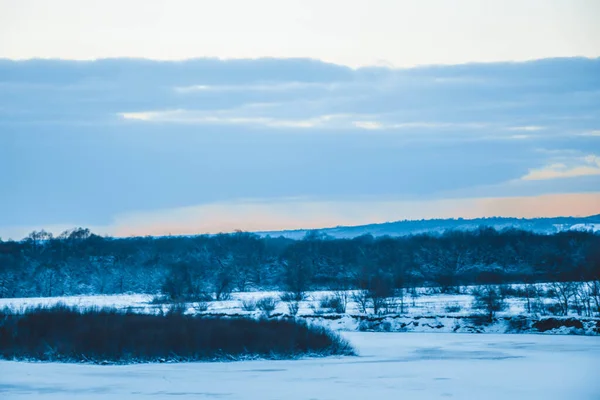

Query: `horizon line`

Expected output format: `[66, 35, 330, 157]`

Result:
[9, 213, 599, 241]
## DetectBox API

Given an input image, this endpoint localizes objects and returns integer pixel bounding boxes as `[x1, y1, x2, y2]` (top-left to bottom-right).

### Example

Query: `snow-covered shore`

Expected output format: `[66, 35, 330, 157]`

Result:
[2, 290, 598, 336]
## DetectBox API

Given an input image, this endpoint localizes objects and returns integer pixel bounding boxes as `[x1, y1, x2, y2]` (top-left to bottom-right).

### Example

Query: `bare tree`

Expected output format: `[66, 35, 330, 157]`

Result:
[523, 283, 536, 314]
[550, 282, 574, 316]
[351, 290, 370, 314]
[332, 290, 350, 313]
[471, 285, 507, 321]
[213, 258, 233, 301]
[586, 281, 600, 316]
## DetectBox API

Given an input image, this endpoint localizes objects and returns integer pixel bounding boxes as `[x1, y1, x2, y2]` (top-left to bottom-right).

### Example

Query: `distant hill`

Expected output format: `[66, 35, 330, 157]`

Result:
[255, 215, 600, 239]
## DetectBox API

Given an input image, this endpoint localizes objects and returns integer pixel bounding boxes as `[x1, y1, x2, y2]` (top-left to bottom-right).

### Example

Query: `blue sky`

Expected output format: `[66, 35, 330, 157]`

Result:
[1, 1, 599, 239]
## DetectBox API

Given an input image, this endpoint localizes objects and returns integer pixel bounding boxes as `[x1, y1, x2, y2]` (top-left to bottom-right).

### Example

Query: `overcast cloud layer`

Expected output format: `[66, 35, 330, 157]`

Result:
[1, 0, 599, 67]
[1, 57, 599, 239]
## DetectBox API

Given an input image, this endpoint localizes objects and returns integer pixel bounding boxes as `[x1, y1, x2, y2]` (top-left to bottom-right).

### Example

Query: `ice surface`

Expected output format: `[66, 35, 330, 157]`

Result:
[1, 332, 599, 399]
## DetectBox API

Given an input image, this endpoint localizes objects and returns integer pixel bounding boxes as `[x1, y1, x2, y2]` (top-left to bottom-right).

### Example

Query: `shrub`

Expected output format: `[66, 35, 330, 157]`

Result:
[280, 291, 305, 302]
[256, 297, 279, 316]
[193, 301, 210, 313]
[506, 316, 531, 332]
[468, 314, 492, 326]
[279, 291, 303, 316]
[499, 284, 518, 297]
[0, 306, 355, 363]
[444, 303, 462, 313]
[150, 294, 171, 304]
[152, 292, 213, 304]
[358, 320, 373, 331]
[286, 301, 300, 316]
[167, 302, 188, 315]
[319, 294, 347, 314]
[240, 299, 257, 312]
[533, 317, 584, 332]
[381, 321, 392, 332]
[309, 303, 324, 315]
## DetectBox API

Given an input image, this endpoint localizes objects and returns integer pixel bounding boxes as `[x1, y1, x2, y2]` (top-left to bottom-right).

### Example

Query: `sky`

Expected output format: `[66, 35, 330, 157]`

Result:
[1, 0, 599, 239]
[1, 0, 600, 67]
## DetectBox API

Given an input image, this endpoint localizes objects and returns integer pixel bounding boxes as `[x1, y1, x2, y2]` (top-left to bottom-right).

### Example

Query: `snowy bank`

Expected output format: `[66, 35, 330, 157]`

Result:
[301, 314, 600, 336]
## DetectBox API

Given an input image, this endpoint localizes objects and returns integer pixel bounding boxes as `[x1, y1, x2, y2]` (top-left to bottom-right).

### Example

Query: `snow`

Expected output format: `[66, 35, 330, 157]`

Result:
[2, 287, 597, 335]
[0, 287, 563, 317]
[0, 294, 155, 313]
[1, 332, 599, 399]
[568, 223, 600, 232]
[311, 314, 600, 335]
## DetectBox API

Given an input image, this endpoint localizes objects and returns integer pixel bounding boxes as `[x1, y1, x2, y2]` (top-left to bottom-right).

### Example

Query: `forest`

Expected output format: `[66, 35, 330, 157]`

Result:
[0, 227, 599, 299]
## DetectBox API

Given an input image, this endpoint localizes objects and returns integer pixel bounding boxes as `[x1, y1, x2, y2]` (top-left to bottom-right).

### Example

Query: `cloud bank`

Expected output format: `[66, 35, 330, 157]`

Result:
[1, 57, 599, 236]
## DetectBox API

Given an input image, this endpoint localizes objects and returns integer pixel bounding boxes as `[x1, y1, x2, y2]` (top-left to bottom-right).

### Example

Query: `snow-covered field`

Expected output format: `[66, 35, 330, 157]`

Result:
[0, 288, 557, 317]
[3, 289, 598, 335]
[1, 332, 599, 399]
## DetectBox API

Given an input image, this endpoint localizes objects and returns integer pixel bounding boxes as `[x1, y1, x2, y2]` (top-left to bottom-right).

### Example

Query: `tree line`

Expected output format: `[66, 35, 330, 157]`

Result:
[0, 227, 599, 299]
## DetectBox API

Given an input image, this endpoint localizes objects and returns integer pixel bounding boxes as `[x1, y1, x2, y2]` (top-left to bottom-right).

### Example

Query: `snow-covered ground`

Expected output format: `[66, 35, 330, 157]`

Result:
[567, 223, 600, 232]
[1, 332, 599, 399]
[0, 287, 558, 317]
[3, 288, 597, 335]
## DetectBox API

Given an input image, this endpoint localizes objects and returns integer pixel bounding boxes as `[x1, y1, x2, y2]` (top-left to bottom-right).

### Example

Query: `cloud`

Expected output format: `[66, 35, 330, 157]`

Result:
[350, 120, 491, 131]
[174, 81, 337, 93]
[390, 122, 488, 130]
[352, 121, 383, 130]
[2, 57, 600, 234]
[507, 126, 545, 131]
[4, 57, 599, 138]
[120, 109, 495, 133]
[577, 129, 600, 137]
[521, 155, 600, 180]
[119, 109, 351, 129]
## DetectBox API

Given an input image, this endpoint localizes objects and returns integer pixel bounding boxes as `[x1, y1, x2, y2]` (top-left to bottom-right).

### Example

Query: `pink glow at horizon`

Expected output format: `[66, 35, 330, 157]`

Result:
[107, 192, 600, 237]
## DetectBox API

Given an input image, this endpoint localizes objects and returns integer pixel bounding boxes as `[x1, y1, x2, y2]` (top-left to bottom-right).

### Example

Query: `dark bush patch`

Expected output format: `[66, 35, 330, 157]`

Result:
[319, 295, 346, 314]
[533, 318, 584, 332]
[0, 306, 354, 363]
[279, 292, 305, 302]
[192, 301, 210, 313]
[304, 314, 343, 321]
[444, 303, 462, 313]
[468, 315, 493, 326]
[151, 292, 213, 305]
[544, 303, 564, 316]
[256, 297, 279, 315]
[505, 316, 531, 332]
[240, 299, 257, 312]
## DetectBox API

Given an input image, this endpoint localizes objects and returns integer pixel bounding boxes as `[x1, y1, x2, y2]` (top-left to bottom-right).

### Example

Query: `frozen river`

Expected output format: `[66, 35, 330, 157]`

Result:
[1, 332, 599, 399]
